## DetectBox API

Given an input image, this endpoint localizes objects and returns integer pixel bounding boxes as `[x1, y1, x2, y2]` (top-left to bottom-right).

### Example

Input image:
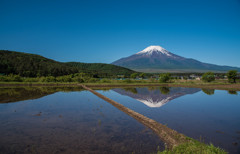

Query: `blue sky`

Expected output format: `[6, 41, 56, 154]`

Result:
[1, 0, 240, 67]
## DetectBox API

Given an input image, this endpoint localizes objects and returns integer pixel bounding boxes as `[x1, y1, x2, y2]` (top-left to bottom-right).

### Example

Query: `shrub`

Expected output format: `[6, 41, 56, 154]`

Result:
[130, 73, 138, 79]
[139, 73, 146, 79]
[226, 70, 237, 83]
[23, 78, 39, 82]
[201, 72, 215, 82]
[73, 76, 84, 83]
[149, 78, 156, 83]
[42, 76, 56, 82]
[88, 78, 99, 83]
[13, 75, 23, 82]
[0, 75, 8, 82]
[100, 78, 111, 83]
[159, 73, 171, 83]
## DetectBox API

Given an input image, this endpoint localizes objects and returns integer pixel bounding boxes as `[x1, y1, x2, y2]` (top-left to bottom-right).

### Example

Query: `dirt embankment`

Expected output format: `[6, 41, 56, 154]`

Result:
[80, 84, 188, 148]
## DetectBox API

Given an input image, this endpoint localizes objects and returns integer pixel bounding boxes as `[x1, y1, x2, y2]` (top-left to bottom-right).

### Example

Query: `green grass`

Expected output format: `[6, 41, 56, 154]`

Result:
[1, 79, 240, 91]
[157, 139, 227, 154]
[0, 79, 237, 86]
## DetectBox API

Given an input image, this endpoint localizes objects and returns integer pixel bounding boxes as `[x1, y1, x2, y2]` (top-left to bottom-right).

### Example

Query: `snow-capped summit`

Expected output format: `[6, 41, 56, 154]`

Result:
[136, 97, 172, 108]
[136, 45, 171, 56]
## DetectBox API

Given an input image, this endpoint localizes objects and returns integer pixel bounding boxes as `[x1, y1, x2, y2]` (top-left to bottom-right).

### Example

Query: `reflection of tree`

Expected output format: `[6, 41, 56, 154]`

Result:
[159, 87, 170, 95]
[123, 88, 138, 94]
[92, 87, 111, 91]
[0, 87, 84, 103]
[202, 89, 215, 95]
[147, 87, 157, 91]
[228, 90, 238, 95]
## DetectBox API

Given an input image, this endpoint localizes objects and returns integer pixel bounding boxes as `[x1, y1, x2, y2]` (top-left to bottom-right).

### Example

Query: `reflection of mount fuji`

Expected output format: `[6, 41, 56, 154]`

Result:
[113, 87, 201, 108]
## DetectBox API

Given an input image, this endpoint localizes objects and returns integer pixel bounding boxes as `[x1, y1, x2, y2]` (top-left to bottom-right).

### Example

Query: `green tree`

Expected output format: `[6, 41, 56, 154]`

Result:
[74, 76, 84, 83]
[226, 70, 237, 83]
[159, 73, 171, 83]
[45, 76, 56, 82]
[100, 78, 111, 83]
[201, 72, 215, 82]
[62, 75, 72, 82]
[139, 73, 146, 79]
[0, 75, 8, 82]
[88, 78, 99, 83]
[130, 73, 138, 79]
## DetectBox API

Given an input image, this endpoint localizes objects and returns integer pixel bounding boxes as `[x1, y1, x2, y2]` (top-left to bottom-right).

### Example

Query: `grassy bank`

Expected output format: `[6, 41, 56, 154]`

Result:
[1, 80, 240, 91]
[157, 138, 227, 154]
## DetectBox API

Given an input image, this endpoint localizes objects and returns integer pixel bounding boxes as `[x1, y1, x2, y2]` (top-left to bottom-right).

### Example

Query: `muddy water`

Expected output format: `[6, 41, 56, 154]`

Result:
[0, 87, 164, 154]
[101, 87, 240, 154]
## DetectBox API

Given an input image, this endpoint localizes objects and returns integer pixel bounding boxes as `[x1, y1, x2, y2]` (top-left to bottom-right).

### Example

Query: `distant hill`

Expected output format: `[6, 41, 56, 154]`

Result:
[112, 46, 240, 73]
[66, 62, 135, 77]
[0, 50, 135, 77]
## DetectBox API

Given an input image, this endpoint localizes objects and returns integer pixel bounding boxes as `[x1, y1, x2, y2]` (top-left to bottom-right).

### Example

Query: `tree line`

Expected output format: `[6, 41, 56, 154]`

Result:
[157, 70, 239, 83]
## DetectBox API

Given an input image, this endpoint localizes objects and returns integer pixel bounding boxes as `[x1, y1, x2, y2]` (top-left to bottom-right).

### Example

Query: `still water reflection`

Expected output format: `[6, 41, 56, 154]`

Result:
[101, 87, 240, 154]
[112, 87, 201, 107]
[1, 86, 240, 153]
[0, 87, 164, 154]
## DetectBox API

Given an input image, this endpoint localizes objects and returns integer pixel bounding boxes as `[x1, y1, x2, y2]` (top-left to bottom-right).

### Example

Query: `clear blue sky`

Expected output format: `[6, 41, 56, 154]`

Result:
[1, 0, 240, 67]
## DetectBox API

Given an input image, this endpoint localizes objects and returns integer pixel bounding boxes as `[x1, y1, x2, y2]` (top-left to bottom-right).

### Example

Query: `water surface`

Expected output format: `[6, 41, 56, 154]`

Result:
[1, 86, 240, 153]
[0, 87, 164, 154]
[100, 87, 240, 154]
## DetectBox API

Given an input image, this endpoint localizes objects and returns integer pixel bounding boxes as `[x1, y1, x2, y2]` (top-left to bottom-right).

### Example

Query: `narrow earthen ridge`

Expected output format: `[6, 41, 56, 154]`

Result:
[81, 84, 188, 148]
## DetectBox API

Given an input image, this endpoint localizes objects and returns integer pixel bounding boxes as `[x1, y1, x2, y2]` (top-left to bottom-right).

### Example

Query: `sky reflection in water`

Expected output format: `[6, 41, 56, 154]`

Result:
[0, 86, 239, 153]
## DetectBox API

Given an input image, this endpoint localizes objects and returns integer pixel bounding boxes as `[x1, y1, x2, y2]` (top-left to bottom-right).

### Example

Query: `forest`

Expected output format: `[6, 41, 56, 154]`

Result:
[0, 50, 135, 78]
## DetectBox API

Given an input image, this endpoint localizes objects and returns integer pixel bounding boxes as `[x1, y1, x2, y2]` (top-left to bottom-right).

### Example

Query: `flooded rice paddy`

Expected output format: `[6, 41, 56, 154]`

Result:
[0, 86, 240, 153]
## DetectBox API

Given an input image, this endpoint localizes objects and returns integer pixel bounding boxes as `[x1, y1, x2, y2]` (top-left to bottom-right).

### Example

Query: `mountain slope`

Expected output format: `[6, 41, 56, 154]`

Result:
[112, 46, 240, 72]
[0, 50, 135, 77]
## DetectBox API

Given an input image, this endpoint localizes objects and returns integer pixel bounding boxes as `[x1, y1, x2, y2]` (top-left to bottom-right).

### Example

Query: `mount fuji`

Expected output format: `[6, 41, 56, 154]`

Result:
[112, 45, 240, 73]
